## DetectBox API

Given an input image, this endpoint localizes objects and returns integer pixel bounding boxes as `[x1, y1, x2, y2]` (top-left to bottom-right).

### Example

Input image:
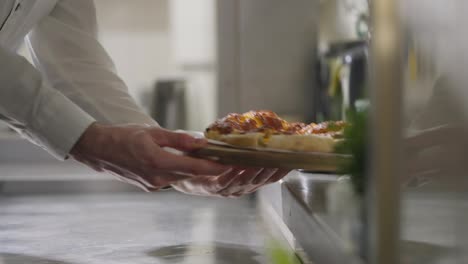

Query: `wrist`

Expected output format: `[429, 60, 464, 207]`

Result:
[70, 122, 106, 158]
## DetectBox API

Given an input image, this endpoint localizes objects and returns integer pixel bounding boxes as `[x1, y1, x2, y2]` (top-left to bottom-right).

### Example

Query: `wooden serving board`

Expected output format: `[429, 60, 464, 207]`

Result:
[190, 144, 351, 173]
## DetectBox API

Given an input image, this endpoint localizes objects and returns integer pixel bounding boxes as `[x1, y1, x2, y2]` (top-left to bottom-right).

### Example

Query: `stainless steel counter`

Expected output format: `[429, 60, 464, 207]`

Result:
[0, 190, 280, 264]
[280, 172, 468, 264]
[3, 162, 463, 264]
[0, 160, 306, 264]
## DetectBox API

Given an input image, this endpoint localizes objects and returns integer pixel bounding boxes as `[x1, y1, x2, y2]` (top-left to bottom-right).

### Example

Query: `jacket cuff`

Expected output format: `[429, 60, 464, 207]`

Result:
[30, 89, 96, 160]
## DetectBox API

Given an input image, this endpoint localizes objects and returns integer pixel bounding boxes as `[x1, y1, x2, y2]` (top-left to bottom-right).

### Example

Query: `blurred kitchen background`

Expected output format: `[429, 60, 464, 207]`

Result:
[0, 1, 372, 264]
[0, 0, 369, 165]
[4, 0, 468, 263]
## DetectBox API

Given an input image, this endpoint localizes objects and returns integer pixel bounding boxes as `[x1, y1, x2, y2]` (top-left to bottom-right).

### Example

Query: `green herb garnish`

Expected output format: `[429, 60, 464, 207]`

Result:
[334, 110, 368, 195]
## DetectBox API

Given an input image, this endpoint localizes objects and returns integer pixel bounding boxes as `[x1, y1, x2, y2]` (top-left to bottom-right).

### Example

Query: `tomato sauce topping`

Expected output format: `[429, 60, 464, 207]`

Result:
[206, 111, 346, 137]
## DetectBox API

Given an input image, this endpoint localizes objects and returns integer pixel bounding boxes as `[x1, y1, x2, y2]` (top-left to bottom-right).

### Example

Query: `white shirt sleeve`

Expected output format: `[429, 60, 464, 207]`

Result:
[26, 0, 158, 126]
[0, 45, 96, 160]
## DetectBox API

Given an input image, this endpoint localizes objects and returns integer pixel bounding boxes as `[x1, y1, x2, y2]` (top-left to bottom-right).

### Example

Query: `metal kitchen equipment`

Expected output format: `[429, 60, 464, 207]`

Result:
[316, 41, 368, 121]
[151, 79, 187, 130]
[216, 0, 318, 122]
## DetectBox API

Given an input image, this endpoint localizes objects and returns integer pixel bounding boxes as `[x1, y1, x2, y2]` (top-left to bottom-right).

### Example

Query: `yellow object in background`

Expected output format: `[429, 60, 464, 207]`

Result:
[328, 58, 343, 97]
[408, 47, 419, 81]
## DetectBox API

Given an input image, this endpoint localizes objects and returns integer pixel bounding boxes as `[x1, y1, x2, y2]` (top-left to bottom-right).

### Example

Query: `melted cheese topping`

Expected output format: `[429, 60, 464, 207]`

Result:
[206, 110, 347, 138]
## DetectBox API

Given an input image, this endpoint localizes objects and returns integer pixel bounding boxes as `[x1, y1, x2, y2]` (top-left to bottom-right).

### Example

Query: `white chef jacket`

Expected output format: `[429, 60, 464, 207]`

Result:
[0, 0, 157, 159]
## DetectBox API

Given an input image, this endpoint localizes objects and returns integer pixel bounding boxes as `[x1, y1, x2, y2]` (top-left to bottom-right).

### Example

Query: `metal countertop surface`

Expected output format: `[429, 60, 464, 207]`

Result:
[283, 173, 468, 264]
[0, 191, 275, 264]
[3, 162, 465, 264]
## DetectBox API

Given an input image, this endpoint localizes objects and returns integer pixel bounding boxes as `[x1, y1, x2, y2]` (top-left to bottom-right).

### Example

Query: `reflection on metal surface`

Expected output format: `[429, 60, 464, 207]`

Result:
[401, 240, 455, 264]
[0, 192, 272, 264]
[401, 192, 468, 263]
[0, 253, 73, 264]
[399, 0, 468, 263]
[148, 243, 263, 264]
[282, 173, 363, 264]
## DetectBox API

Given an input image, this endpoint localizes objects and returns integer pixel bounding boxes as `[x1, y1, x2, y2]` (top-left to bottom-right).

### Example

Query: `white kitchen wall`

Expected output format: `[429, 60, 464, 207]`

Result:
[319, 0, 368, 52]
[95, 0, 217, 131]
[169, 0, 217, 131]
[94, 0, 177, 112]
[169, 0, 216, 66]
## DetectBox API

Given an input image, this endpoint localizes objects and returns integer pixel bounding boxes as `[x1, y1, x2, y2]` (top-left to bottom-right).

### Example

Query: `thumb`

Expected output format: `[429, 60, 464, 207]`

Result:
[152, 129, 208, 151]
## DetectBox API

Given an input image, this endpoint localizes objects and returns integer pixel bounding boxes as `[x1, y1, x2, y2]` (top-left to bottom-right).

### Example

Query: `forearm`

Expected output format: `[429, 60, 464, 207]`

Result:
[26, 0, 157, 127]
[0, 45, 95, 159]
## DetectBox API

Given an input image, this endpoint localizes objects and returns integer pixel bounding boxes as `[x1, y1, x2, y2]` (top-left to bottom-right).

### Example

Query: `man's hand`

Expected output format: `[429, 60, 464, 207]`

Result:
[70, 123, 289, 195]
[171, 168, 289, 198]
[70, 123, 228, 191]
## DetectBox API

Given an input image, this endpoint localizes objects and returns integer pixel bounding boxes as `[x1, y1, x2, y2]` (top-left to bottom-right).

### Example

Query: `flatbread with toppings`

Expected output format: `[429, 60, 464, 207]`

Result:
[205, 110, 346, 153]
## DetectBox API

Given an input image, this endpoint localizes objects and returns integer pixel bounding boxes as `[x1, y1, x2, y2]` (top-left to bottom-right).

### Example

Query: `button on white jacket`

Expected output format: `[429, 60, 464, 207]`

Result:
[0, 0, 157, 159]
